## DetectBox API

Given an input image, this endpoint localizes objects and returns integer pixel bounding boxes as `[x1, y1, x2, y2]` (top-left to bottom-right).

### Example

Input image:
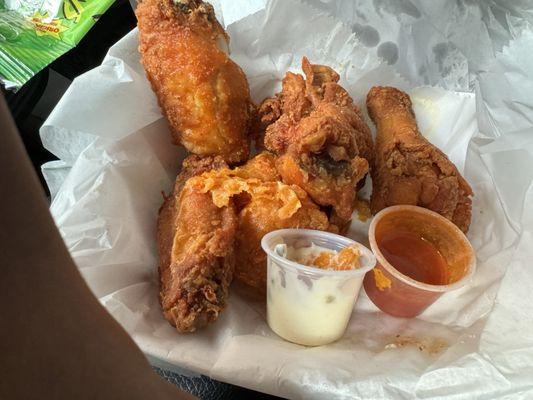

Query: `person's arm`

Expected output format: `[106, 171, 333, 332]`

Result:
[0, 94, 195, 400]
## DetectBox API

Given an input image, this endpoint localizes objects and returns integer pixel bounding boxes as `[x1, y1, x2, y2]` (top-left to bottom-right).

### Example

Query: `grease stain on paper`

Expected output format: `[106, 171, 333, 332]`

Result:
[352, 23, 380, 47]
[385, 334, 449, 355]
[377, 41, 399, 64]
[411, 94, 440, 139]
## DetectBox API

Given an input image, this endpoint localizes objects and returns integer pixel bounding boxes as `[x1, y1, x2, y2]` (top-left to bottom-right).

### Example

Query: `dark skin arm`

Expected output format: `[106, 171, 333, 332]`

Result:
[0, 95, 195, 400]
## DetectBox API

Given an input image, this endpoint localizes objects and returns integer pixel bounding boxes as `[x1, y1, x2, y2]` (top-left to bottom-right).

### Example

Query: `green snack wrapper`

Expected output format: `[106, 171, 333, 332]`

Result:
[0, 0, 115, 89]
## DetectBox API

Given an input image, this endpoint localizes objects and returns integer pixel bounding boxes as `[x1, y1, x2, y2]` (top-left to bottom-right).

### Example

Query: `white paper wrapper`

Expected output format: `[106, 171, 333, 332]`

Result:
[41, 0, 533, 398]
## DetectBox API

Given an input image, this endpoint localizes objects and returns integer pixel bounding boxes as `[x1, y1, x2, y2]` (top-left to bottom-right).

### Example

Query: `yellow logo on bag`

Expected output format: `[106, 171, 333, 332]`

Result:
[28, 12, 68, 39]
[63, 0, 85, 23]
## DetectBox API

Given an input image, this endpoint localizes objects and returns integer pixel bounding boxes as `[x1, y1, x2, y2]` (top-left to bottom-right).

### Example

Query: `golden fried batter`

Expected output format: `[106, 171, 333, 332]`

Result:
[136, 0, 253, 163]
[258, 58, 373, 228]
[367, 86, 473, 232]
[187, 153, 333, 293]
[157, 156, 237, 332]
[235, 182, 332, 292]
[158, 153, 334, 326]
[231, 151, 280, 182]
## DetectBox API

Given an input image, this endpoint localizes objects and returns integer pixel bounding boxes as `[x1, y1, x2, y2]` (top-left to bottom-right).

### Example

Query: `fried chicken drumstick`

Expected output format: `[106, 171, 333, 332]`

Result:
[367, 86, 473, 232]
[157, 156, 237, 332]
[258, 58, 373, 229]
[136, 0, 253, 164]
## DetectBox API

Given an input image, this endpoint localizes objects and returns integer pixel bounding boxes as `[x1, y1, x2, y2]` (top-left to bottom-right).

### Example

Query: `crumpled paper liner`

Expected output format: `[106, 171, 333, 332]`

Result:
[40, 0, 533, 398]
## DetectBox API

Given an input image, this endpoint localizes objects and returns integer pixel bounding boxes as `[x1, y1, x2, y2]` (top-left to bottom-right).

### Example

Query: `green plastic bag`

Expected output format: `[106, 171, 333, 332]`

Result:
[0, 0, 115, 89]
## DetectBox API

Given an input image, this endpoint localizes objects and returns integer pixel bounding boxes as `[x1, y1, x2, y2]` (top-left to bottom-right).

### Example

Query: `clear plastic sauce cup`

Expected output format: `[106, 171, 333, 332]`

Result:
[364, 205, 476, 318]
[261, 229, 376, 346]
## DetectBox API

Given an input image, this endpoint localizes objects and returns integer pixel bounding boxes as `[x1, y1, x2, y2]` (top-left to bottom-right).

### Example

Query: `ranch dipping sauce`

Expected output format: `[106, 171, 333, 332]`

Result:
[261, 229, 376, 346]
[268, 244, 361, 345]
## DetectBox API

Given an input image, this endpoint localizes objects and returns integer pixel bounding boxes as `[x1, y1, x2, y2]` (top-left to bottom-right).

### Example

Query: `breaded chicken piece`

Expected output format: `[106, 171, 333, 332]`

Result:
[235, 182, 332, 292]
[233, 153, 332, 292]
[231, 151, 280, 182]
[136, 0, 253, 164]
[157, 156, 237, 332]
[258, 58, 373, 229]
[367, 86, 473, 232]
[159, 153, 334, 321]
[188, 153, 333, 293]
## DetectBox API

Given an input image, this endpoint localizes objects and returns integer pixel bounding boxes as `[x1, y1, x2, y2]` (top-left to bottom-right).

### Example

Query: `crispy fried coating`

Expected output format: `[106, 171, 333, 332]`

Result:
[189, 153, 333, 293]
[136, 0, 253, 163]
[235, 153, 332, 291]
[173, 154, 230, 193]
[158, 153, 334, 325]
[235, 182, 332, 292]
[367, 86, 473, 232]
[157, 156, 237, 332]
[258, 58, 373, 227]
[231, 151, 280, 182]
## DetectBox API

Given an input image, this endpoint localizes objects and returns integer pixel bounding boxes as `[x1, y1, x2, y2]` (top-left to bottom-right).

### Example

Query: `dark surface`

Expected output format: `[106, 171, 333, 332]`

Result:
[3, 68, 55, 193]
[154, 367, 282, 400]
[1, 89, 194, 400]
[3, 1, 282, 399]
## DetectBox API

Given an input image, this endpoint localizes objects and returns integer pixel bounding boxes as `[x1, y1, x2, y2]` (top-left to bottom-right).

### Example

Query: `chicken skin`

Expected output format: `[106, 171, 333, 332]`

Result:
[157, 156, 237, 333]
[136, 0, 253, 163]
[158, 153, 333, 331]
[258, 58, 373, 229]
[235, 182, 332, 292]
[367, 86, 473, 232]
[188, 152, 333, 293]
[232, 153, 333, 292]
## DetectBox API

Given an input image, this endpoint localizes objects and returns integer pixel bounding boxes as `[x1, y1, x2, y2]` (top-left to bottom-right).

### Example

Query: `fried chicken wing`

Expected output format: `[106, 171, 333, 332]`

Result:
[232, 153, 332, 291]
[136, 0, 253, 163]
[367, 86, 473, 232]
[158, 152, 335, 328]
[187, 153, 333, 293]
[157, 156, 237, 332]
[231, 151, 280, 182]
[258, 58, 373, 228]
[235, 182, 332, 292]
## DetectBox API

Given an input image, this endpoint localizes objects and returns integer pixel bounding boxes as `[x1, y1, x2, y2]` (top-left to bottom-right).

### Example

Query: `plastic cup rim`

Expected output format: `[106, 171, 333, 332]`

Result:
[368, 205, 477, 293]
[261, 228, 376, 278]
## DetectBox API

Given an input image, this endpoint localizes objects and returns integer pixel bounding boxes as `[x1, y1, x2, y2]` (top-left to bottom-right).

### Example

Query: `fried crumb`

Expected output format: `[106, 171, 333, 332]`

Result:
[297, 245, 362, 271]
[385, 335, 448, 355]
[373, 268, 392, 291]
[354, 197, 372, 222]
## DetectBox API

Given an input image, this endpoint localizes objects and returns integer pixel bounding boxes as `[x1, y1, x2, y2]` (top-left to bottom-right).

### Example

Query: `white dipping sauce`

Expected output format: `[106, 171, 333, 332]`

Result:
[267, 244, 362, 346]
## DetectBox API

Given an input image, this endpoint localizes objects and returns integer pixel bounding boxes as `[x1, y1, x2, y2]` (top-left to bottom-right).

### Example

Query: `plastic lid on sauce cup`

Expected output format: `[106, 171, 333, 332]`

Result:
[364, 205, 476, 318]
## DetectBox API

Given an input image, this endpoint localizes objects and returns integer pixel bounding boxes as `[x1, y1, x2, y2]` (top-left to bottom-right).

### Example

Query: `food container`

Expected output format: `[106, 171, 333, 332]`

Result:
[261, 229, 376, 346]
[364, 205, 476, 318]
